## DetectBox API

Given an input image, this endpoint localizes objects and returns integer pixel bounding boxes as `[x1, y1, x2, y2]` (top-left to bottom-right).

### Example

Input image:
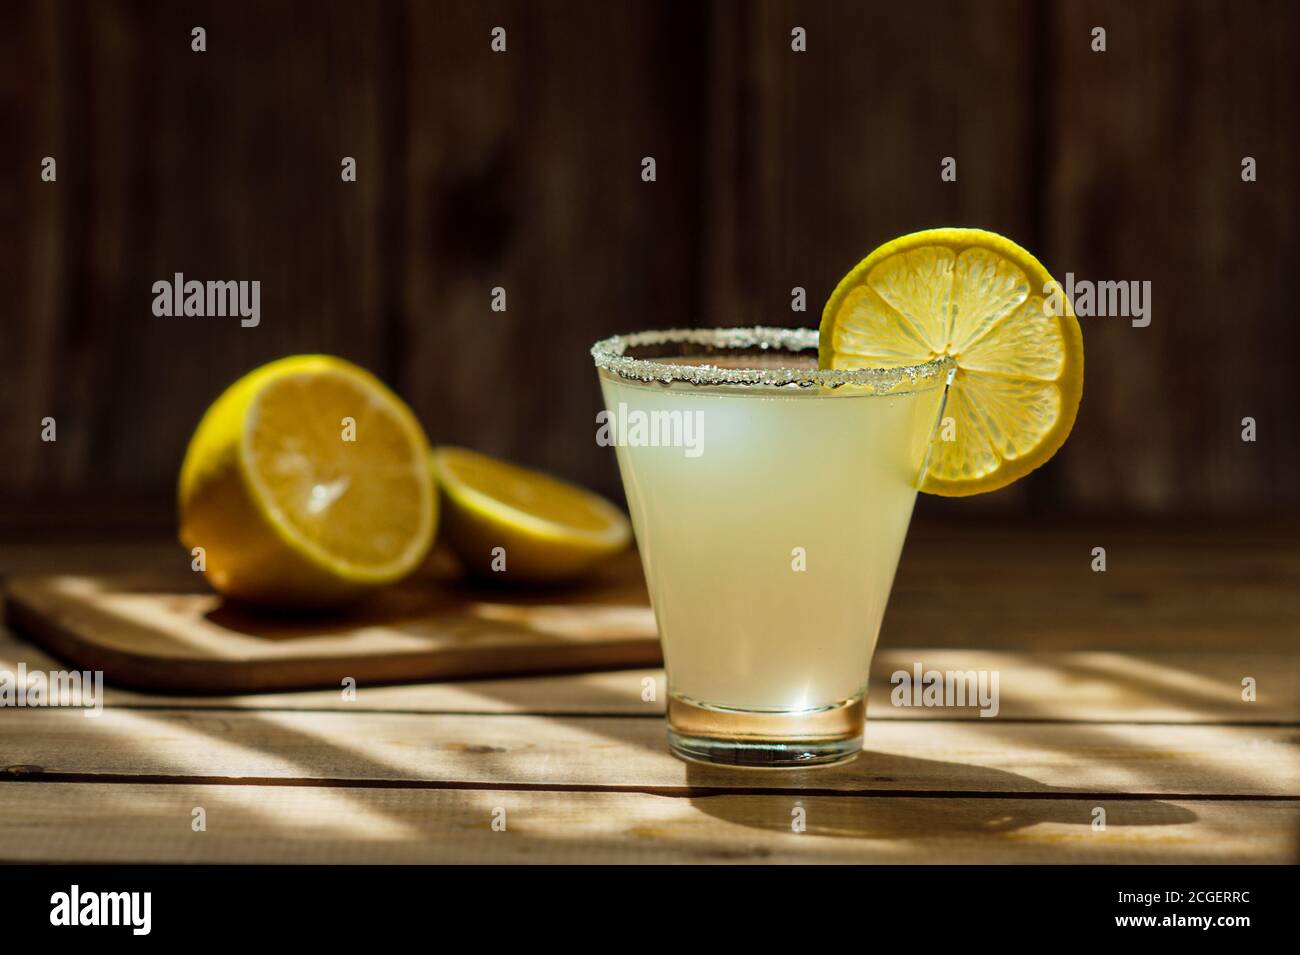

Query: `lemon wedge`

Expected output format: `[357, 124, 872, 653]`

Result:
[179, 355, 436, 606]
[820, 228, 1084, 495]
[432, 446, 631, 583]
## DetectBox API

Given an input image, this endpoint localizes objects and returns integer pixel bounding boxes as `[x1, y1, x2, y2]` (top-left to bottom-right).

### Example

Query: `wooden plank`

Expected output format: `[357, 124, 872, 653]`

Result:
[2, 708, 1294, 796]
[7, 520, 1296, 659]
[869, 648, 1292, 724]
[0, 1, 64, 495]
[703, 0, 1039, 326]
[1, 632, 1292, 723]
[4, 3, 1297, 520]
[0, 783, 1292, 863]
[2, 550, 657, 692]
[2, 1, 397, 506]
[886, 520, 1300, 651]
[400, 0, 706, 501]
[703, 0, 1040, 515]
[1048, 0, 1300, 511]
[0, 630, 662, 714]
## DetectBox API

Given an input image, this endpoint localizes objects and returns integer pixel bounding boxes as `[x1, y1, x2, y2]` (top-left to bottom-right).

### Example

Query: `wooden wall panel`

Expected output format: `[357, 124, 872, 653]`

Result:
[1, 0, 396, 504]
[0, 1, 68, 491]
[703, 0, 1042, 515]
[1048, 0, 1300, 512]
[704, 0, 1040, 324]
[399, 0, 706, 499]
[1, 1, 1296, 522]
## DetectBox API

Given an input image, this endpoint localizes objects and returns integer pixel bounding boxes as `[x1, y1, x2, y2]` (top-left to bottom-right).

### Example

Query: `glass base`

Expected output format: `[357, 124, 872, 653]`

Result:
[666, 694, 865, 768]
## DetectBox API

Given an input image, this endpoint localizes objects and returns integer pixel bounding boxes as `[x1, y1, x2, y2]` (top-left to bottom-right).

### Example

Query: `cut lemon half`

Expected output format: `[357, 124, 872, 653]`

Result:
[820, 228, 1083, 495]
[179, 355, 437, 606]
[432, 446, 632, 583]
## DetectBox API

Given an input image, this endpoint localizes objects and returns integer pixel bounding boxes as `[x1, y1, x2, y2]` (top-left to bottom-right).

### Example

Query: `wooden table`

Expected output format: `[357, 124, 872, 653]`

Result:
[1, 522, 1297, 864]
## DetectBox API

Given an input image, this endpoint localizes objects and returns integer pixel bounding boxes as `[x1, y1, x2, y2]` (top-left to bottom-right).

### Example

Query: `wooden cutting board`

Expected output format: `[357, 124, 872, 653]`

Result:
[2, 551, 661, 693]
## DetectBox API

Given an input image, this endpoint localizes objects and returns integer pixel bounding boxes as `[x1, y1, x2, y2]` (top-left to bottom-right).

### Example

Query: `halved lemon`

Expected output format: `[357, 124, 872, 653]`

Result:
[432, 446, 631, 583]
[820, 228, 1083, 495]
[179, 355, 437, 606]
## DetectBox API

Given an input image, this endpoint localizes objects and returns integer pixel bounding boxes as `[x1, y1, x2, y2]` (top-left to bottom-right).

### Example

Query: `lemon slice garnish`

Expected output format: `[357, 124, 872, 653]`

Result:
[433, 446, 631, 583]
[820, 228, 1084, 495]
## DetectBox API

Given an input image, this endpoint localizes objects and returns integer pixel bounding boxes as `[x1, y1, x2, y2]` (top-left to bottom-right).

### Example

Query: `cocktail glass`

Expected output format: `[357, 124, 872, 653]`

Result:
[592, 327, 952, 768]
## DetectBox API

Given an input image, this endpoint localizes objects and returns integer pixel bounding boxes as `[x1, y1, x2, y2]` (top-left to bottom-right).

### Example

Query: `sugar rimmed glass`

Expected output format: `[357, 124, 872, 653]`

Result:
[593, 327, 952, 767]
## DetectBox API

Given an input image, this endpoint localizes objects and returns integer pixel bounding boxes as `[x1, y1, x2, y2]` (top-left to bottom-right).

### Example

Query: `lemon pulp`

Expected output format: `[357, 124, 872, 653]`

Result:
[179, 355, 436, 606]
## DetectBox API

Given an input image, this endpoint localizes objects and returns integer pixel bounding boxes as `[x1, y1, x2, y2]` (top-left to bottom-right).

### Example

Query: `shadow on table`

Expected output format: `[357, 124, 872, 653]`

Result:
[680, 751, 1197, 841]
[203, 551, 652, 642]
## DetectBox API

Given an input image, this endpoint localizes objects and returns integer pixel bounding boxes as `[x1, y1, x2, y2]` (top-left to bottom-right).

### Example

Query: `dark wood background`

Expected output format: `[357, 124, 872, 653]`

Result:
[2, 0, 1297, 533]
